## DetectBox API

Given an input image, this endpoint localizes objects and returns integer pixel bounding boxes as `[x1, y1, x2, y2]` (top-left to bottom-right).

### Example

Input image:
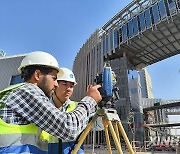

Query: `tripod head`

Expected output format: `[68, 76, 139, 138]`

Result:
[95, 63, 120, 109]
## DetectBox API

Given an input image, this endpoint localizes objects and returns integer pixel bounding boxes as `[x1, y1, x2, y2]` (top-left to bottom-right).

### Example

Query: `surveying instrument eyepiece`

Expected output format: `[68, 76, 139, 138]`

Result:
[72, 64, 134, 154]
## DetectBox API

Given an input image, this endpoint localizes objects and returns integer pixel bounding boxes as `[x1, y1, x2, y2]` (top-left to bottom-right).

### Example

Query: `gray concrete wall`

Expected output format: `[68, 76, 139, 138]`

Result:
[0, 55, 25, 90]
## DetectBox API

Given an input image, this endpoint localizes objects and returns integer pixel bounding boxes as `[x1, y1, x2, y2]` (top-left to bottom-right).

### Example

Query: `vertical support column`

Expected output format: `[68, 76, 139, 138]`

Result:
[108, 55, 132, 139]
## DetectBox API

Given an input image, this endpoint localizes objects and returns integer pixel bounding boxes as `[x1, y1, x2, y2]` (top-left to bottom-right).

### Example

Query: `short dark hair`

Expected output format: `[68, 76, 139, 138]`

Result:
[21, 65, 54, 81]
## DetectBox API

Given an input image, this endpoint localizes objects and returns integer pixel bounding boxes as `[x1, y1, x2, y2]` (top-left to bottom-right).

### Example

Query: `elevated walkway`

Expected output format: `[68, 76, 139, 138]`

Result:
[100, 0, 180, 70]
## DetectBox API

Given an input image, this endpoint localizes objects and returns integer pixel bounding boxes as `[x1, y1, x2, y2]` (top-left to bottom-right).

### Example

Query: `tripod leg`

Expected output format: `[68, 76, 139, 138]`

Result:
[102, 117, 112, 154]
[107, 120, 123, 154]
[72, 115, 98, 154]
[117, 121, 135, 154]
[113, 122, 120, 143]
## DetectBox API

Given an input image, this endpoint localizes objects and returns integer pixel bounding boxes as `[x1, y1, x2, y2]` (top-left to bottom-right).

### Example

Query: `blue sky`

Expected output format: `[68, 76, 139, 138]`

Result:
[0, 0, 179, 100]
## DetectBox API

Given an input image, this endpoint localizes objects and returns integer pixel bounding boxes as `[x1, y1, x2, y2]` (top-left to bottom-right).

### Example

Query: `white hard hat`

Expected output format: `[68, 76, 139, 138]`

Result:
[18, 51, 63, 76]
[57, 67, 77, 85]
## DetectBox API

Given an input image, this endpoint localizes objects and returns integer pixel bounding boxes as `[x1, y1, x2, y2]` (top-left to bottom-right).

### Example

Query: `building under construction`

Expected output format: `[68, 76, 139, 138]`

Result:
[72, 0, 180, 151]
[0, 0, 180, 152]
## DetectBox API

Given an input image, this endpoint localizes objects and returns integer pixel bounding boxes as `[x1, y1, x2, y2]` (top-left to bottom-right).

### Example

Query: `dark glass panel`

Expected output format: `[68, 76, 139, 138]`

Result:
[133, 17, 139, 35]
[110, 32, 113, 51]
[103, 38, 106, 55]
[167, 0, 177, 14]
[158, 0, 167, 19]
[139, 12, 146, 31]
[152, 4, 160, 23]
[113, 29, 119, 48]
[10, 75, 24, 85]
[128, 19, 133, 38]
[144, 9, 152, 28]
[177, 0, 180, 10]
[122, 24, 128, 42]
[119, 28, 122, 43]
[105, 36, 109, 54]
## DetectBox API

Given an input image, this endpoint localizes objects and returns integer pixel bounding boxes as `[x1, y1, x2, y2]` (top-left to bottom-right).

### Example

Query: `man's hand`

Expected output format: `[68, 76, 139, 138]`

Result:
[86, 85, 102, 103]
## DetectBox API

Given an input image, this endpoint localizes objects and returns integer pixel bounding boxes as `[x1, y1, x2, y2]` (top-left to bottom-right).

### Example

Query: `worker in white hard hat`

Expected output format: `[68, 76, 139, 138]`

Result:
[42, 68, 84, 154]
[51, 68, 103, 154]
[0, 51, 102, 153]
[53, 67, 77, 109]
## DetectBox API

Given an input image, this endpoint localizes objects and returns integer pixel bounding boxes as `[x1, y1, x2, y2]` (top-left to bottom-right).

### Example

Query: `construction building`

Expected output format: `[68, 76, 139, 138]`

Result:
[139, 68, 154, 98]
[0, 0, 180, 151]
[0, 54, 25, 90]
[72, 0, 180, 149]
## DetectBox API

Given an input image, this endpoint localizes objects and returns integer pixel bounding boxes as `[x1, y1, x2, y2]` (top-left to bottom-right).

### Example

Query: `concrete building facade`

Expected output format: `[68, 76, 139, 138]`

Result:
[139, 68, 154, 98]
[0, 54, 25, 90]
[72, 29, 140, 145]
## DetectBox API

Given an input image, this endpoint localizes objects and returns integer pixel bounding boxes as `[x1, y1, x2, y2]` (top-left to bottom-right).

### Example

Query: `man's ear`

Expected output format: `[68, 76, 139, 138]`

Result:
[34, 70, 43, 81]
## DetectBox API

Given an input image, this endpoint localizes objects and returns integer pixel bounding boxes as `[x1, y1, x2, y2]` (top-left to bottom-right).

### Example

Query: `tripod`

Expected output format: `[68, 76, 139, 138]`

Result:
[72, 108, 135, 154]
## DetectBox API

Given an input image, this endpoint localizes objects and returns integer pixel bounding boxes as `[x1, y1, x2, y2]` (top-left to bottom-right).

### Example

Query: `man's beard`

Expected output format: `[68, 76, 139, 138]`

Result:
[38, 76, 54, 98]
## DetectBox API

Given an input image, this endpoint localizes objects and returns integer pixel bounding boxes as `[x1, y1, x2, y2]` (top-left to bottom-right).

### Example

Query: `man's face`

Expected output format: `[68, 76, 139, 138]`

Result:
[38, 69, 58, 98]
[55, 80, 75, 102]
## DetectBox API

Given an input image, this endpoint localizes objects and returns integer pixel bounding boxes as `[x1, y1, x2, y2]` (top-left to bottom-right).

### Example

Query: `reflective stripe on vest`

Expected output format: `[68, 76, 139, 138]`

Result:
[0, 84, 48, 153]
[0, 110, 48, 153]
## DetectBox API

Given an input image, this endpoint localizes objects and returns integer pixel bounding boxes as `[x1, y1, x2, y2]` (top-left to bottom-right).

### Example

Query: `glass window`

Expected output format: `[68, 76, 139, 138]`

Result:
[119, 28, 122, 43]
[144, 9, 152, 28]
[152, 4, 160, 23]
[167, 0, 177, 14]
[103, 38, 106, 56]
[133, 17, 139, 35]
[113, 29, 119, 48]
[10, 75, 24, 85]
[128, 19, 133, 38]
[177, 0, 180, 10]
[139, 12, 146, 31]
[158, 0, 167, 19]
[97, 42, 101, 69]
[110, 32, 113, 51]
[122, 24, 128, 42]
[105, 36, 109, 54]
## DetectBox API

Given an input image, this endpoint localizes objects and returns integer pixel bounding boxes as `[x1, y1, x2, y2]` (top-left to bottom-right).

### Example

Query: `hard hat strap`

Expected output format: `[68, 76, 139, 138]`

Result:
[53, 91, 64, 107]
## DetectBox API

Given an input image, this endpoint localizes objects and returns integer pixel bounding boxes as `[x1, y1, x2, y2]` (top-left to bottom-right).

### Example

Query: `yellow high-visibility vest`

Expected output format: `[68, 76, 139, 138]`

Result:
[0, 83, 49, 153]
[40, 101, 77, 142]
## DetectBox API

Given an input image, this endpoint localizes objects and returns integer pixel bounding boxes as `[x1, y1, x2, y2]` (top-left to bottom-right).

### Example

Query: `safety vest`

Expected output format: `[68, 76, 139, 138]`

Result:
[40, 100, 77, 142]
[0, 83, 50, 153]
[41, 100, 79, 154]
[41, 100, 77, 141]
[65, 101, 77, 113]
[62, 101, 84, 154]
